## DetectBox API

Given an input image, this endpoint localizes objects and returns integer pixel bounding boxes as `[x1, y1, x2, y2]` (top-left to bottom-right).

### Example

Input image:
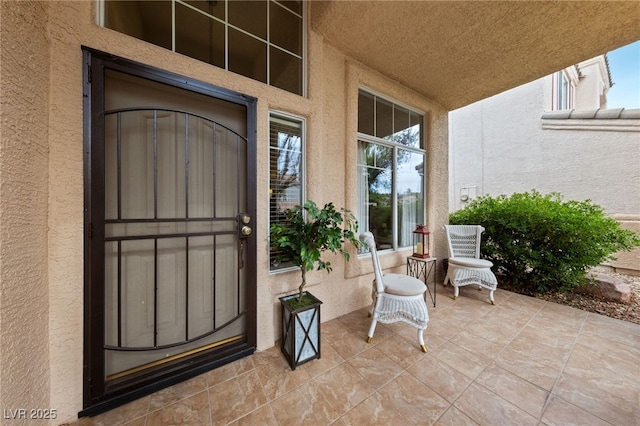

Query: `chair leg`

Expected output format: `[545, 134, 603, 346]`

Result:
[368, 293, 377, 317]
[418, 329, 427, 353]
[489, 289, 495, 305]
[453, 285, 459, 300]
[367, 319, 378, 343]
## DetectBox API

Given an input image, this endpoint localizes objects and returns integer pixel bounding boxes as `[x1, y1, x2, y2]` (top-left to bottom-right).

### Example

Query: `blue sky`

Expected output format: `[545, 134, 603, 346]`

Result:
[606, 40, 640, 109]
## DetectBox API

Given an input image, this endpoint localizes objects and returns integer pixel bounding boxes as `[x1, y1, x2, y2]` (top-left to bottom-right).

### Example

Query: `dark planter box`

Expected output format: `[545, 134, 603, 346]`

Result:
[279, 291, 322, 370]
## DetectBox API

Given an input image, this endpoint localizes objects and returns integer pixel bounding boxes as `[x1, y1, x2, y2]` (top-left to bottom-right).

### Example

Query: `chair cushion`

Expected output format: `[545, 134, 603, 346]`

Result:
[448, 257, 493, 268]
[383, 274, 426, 296]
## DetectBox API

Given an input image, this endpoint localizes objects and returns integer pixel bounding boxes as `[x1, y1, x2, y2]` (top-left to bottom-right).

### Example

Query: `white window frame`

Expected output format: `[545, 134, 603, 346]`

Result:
[553, 70, 576, 111]
[357, 88, 426, 253]
[268, 111, 306, 272]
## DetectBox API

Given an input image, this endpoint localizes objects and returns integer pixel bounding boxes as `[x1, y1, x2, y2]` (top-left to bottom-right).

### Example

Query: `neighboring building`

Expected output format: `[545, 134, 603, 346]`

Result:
[450, 54, 640, 274]
[1, 1, 638, 423]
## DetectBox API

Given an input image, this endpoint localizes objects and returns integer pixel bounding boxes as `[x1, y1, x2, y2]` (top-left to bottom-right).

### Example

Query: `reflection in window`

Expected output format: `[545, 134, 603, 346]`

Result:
[103, 0, 304, 96]
[357, 89, 426, 251]
[269, 112, 304, 270]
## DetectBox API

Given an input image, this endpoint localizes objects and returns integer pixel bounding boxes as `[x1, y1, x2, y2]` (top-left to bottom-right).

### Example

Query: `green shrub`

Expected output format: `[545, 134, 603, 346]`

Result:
[449, 191, 640, 293]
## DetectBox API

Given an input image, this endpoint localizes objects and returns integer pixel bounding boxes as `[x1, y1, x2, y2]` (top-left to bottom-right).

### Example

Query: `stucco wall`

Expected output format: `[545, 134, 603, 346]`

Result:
[450, 75, 640, 215]
[1, 2, 449, 423]
[0, 0, 52, 417]
[449, 74, 640, 273]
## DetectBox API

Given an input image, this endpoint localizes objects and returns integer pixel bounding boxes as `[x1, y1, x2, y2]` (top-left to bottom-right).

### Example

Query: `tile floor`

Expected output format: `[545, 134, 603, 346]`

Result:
[74, 284, 640, 426]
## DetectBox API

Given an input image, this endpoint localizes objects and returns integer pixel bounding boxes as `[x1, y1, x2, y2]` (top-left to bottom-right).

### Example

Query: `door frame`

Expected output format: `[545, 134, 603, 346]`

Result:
[81, 47, 257, 416]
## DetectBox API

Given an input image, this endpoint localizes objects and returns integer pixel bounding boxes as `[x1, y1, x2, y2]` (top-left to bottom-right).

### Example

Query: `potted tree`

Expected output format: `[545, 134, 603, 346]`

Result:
[270, 200, 361, 369]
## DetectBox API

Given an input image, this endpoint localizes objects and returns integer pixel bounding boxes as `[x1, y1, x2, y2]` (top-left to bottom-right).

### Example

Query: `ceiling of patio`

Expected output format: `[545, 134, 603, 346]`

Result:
[310, 1, 640, 110]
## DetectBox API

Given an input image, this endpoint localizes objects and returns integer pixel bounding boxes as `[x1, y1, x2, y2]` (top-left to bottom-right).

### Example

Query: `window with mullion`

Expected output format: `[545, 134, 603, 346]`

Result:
[102, 0, 304, 96]
[357, 89, 425, 251]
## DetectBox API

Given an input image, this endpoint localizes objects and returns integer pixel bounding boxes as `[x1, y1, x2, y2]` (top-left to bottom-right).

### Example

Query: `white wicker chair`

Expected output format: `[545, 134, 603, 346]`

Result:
[360, 232, 429, 352]
[444, 225, 498, 304]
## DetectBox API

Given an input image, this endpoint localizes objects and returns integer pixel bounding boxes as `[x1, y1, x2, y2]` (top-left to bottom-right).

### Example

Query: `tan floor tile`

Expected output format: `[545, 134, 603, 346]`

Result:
[408, 355, 473, 403]
[574, 331, 640, 364]
[270, 381, 338, 425]
[554, 344, 639, 425]
[436, 298, 492, 326]
[385, 319, 428, 345]
[313, 362, 375, 416]
[433, 341, 491, 380]
[85, 396, 150, 426]
[228, 404, 279, 426]
[336, 308, 374, 334]
[541, 395, 613, 426]
[251, 345, 284, 367]
[375, 334, 428, 369]
[533, 303, 588, 331]
[122, 417, 147, 426]
[434, 406, 479, 426]
[147, 390, 211, 426]
[474, 364, 549, 418]
[448, 330, 507, 359]
[462, 318, 523, 346]
[205, 356, 255, 387]
[376, 372, 450, 425]
[76, 415, 147, 426]
[424, 317, 465, 341]
[209, 370, 268, 424]
[430, 287, 459, 308]
[553, 382, 639, 426]
[301, 341, 346, 378]
[564, 341, 640, 402]
[478, 313, 531, 334]
[323, 320, 372, 360]
[71, 288, 640, 426]
[346, 346, 404, 389]
[320, 318, 352, 341]
[497, 292, 546, 314]
[149, 375, 208, 411]
[516, 325, 577, 351]
[505, 334, 573, 367]
[582, 311, 640, 338]
[454, 382, 537, 426]
[255, 354, 311, 400]
[578, 316, 640, 354]
[338, 391, 413, 425]
[360, 321, 396, 345]
[445, 285, 497, 306]
[494, 346, 564, 391]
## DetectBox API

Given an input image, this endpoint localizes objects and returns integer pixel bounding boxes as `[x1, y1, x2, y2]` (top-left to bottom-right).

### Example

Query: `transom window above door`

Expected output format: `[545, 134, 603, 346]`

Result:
[101, 0, 304, 96]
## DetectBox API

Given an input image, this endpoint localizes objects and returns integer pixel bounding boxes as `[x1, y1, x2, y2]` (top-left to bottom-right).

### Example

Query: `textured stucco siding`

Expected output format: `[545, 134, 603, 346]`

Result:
[451, 76, 640, 216]
[1, 2, 449, 423]
[450, 76, 640, 273]
[0, 0, 51, 416]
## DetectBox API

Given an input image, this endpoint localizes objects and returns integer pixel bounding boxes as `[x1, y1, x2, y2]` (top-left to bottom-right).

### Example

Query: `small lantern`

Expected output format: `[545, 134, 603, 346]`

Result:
[412, 225, 430, 258]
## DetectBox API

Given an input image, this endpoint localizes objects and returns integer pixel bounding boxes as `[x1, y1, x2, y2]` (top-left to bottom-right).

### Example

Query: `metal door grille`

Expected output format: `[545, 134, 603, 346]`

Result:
[103, 108, 247, 352]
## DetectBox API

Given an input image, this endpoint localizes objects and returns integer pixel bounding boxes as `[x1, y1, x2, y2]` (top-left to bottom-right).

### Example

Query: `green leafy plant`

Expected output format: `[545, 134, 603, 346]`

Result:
[270, 200, 361, 306]
[449, 191, 640, 293]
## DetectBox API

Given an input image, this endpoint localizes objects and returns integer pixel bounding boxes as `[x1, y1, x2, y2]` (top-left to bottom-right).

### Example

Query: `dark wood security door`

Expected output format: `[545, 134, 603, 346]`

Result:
[82, 50, 256, 415]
